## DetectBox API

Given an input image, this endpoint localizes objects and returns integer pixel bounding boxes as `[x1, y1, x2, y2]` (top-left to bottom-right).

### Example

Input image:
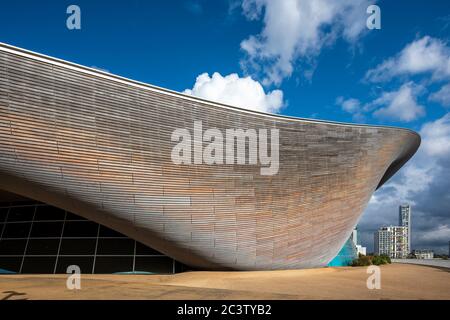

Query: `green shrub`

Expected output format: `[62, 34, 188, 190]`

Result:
[350, 254, 391, 267]
[371, 255, 383, 265]
[381, 255, 391, 264]
[351, 255, 371, 266]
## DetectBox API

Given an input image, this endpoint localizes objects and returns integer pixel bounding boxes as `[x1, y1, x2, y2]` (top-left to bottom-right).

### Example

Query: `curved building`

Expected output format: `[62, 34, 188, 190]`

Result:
[0, 43, 420, 271]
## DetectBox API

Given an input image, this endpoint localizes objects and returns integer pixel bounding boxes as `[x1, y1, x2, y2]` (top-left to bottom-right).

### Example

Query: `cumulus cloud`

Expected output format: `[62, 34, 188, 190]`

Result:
[420, 112, 450, 157]
[429, 83, 450, 107]
[335, 96, 366, 122]
[336, 96, 361, 113]
[240, 0, 375, 85]
[358, 113, 450, 253]
[183, 72, 284, 113]
[371, 82, 426, 122]
[365, 36, 450, 82]
[337, 83, 426, 122]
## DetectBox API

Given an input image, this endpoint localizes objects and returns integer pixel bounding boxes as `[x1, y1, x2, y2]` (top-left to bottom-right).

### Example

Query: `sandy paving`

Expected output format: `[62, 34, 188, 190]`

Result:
[0, 263, 449, 300]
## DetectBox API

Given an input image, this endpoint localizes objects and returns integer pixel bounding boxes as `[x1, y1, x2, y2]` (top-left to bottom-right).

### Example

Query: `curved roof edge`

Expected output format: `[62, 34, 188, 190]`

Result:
[0, 42, 419, 137]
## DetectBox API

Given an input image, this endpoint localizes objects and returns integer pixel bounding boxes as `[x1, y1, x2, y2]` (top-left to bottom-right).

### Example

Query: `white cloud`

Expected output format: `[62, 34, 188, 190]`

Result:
[183, 72, 284, 113]
[335, 83, 426, 122]
[429, 83, 450, 107]
[365, 36, 450, 82]
[372, 82, 425, 122]
[336, 96, 361, 113]
[240, 0, 374, 85]
[420, 112, 450, 157]
[335, 96, 366, 123]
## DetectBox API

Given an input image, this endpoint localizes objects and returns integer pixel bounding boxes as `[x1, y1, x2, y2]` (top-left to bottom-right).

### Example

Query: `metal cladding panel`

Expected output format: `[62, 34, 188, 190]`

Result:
[0, 43, 420, 270]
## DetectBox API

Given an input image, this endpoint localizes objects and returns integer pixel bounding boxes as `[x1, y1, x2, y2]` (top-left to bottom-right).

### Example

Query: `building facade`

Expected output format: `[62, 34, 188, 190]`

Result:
[399, 204, 411, 254]
[351, 227, 366, 256]
[356, 245, 367, 256]
[374, 226, 408, 259]
[413, 249, 434, 259]
[0, 42, 420, 271]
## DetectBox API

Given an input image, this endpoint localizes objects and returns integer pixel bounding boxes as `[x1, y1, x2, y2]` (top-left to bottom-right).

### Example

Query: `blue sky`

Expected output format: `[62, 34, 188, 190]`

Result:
[1, 0, 449, 253]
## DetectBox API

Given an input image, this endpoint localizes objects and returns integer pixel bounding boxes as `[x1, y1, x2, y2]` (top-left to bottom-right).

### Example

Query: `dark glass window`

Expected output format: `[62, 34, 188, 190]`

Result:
[60, 239, 96, 255]
[134, 257, 173, 274]
[94, 256, 133, 273]
[0, 239, 27, 255]
[21, 256, 57, 274]
[0, 257, 22, 273]
[55, 256, 94, 274]
[30, 222, 63, 238]
[7, 206, 35, 222]
[2, 222, 31, 238]
[174, 261, 186, 273]
[136, 241, 162, 255]
[98, 225, 126, 238]
[96, 239, 134, 255]
[0, 208, 8, 222]
[0, 202, 179, 274]
[26, 239, 60, 255]
[34, 206, 65, 221]
[63, 221, 98, 237]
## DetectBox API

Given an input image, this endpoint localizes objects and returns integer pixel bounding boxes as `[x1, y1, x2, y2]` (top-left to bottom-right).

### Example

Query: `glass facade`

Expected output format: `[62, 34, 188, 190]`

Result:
[0, 202, 184, 274]
[327, 236, 358, 267]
